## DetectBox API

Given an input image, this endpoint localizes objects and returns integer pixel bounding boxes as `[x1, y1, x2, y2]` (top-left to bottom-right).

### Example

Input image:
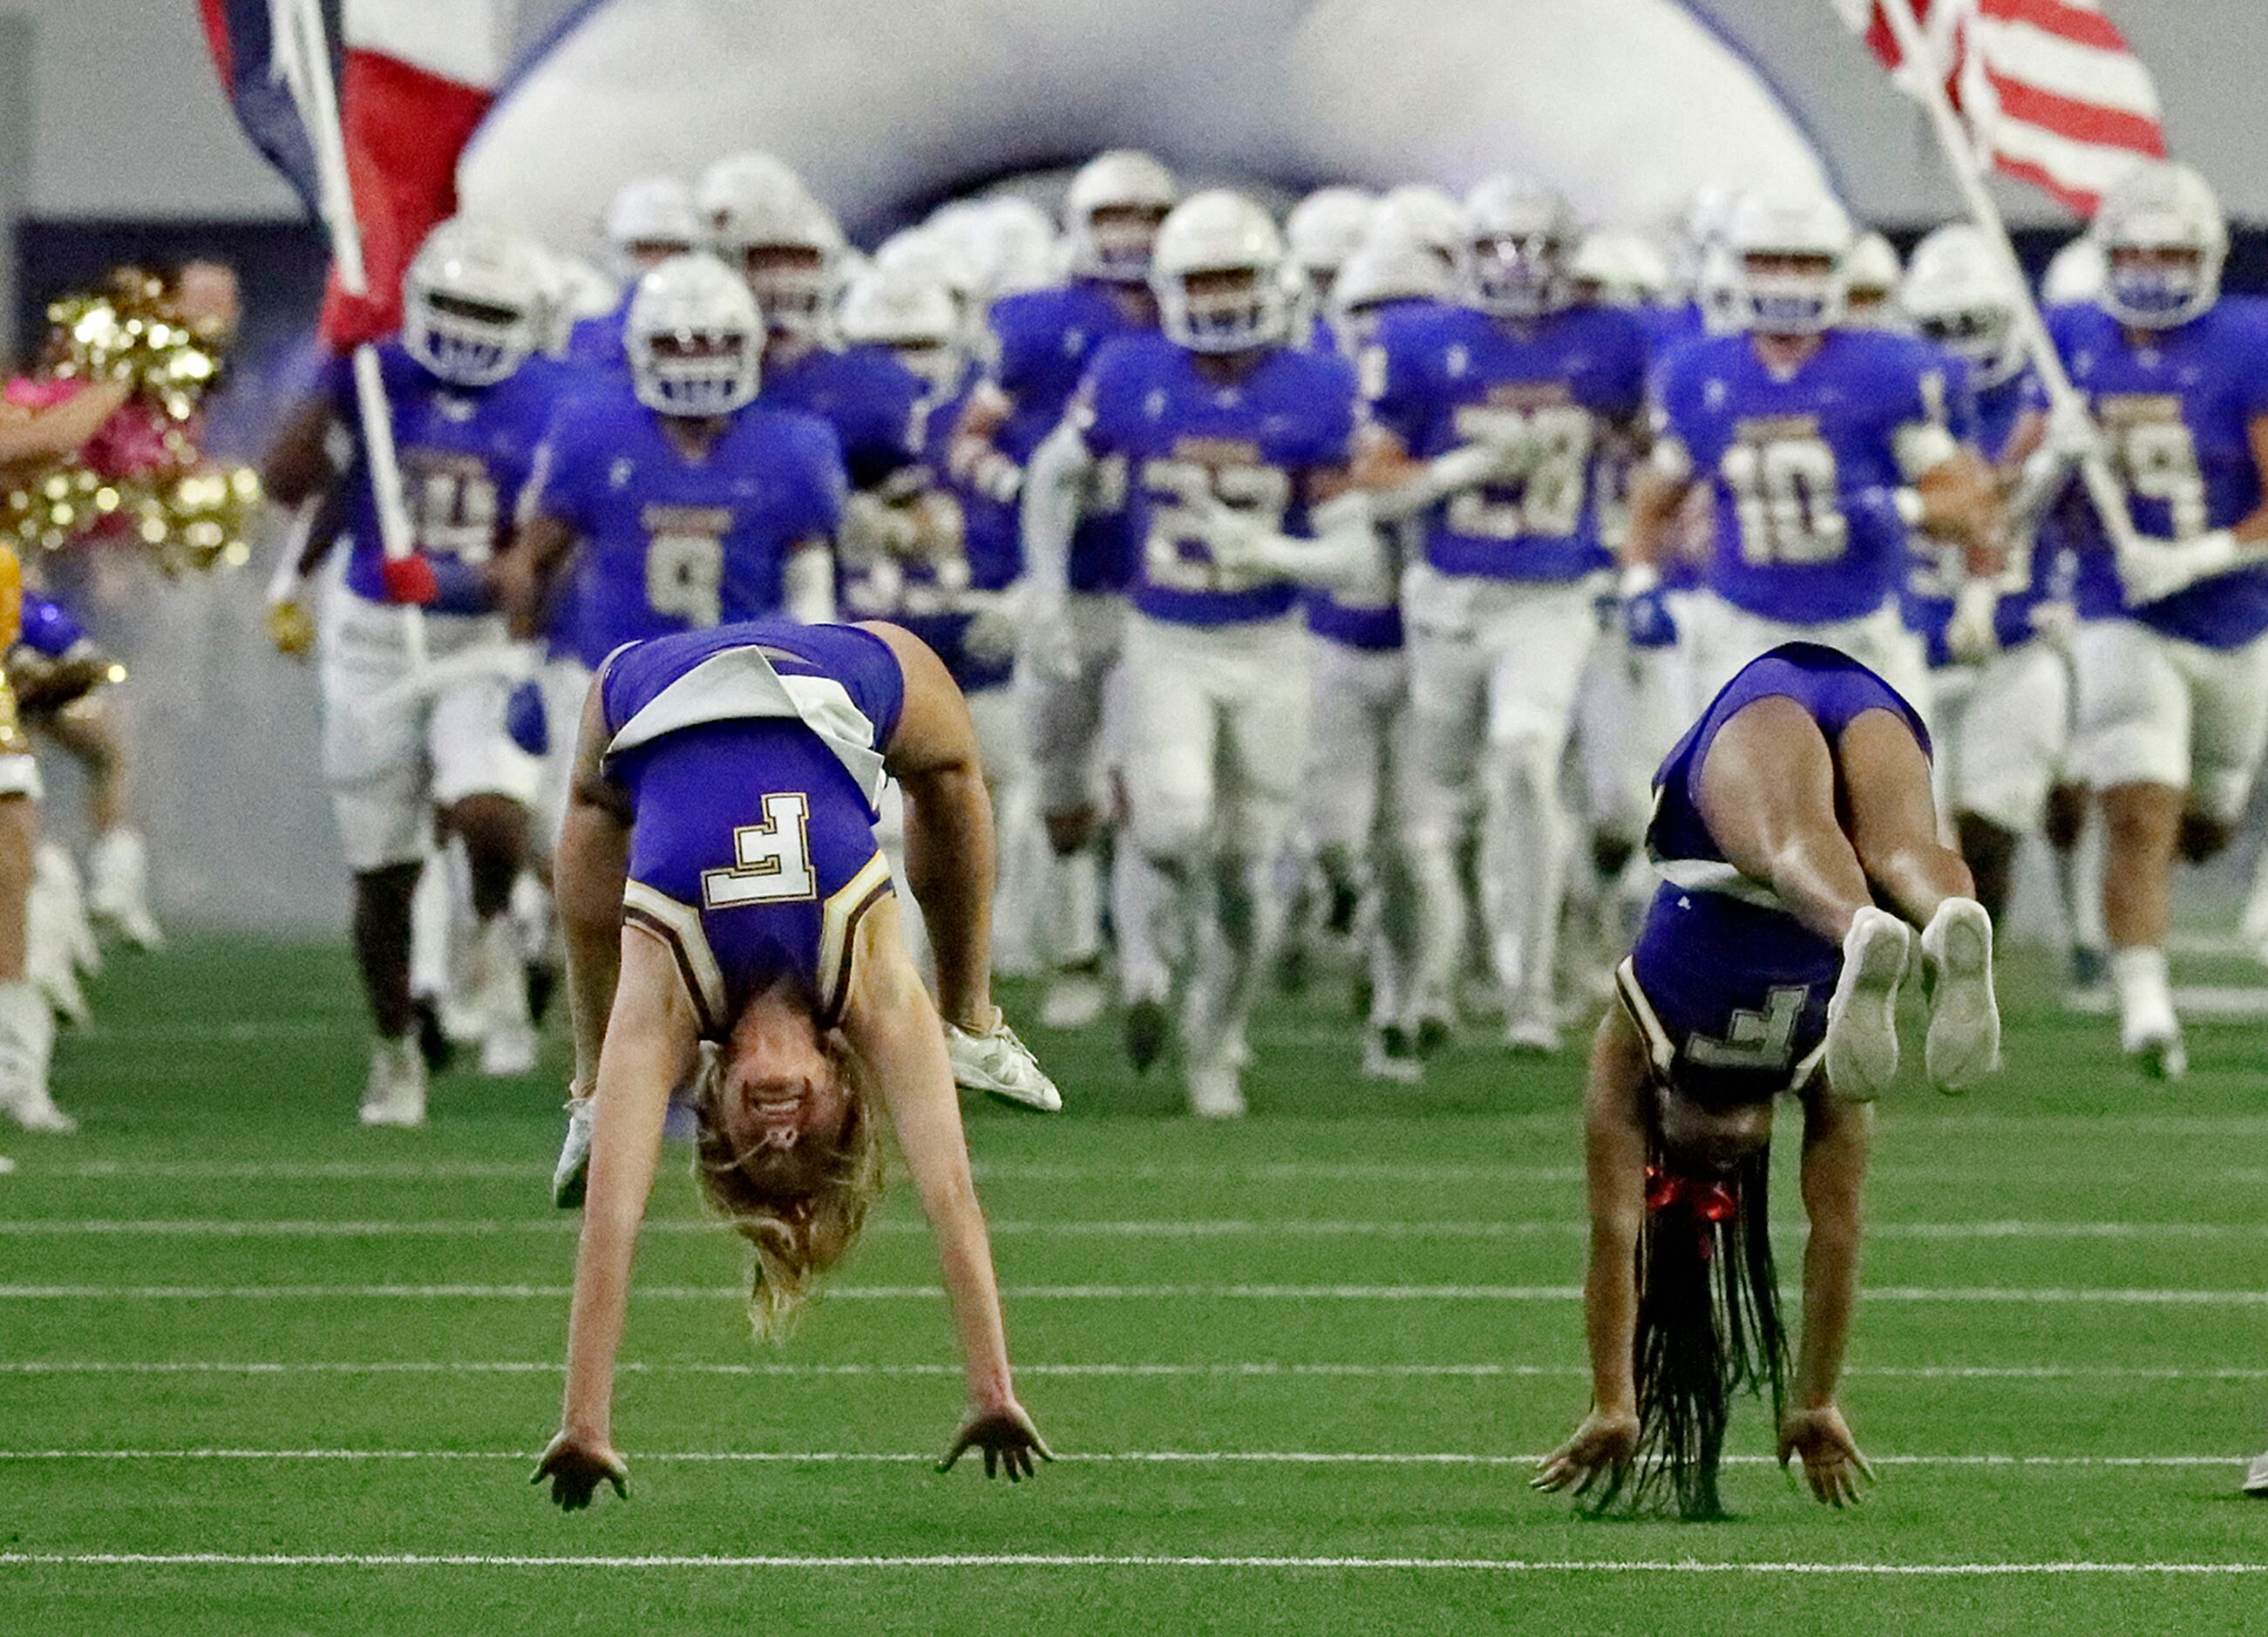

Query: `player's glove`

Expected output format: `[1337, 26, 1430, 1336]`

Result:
[380, 552, 492, 614]
[2118, 529, 2242, 608]
[1617, 563, 1679, 650]
[266, 595, 316, 658]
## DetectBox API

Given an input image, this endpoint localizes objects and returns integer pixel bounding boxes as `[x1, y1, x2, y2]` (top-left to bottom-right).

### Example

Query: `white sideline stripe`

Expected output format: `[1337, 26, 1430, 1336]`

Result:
[0, 1450, 2244, 1469]
[3, 1551, 2265, 1575]
[4, 1360, 2265, 1382]
[6, 1216, 2264, 1241]
[1, 1282, 2263, 1304]
[24, 1158, 2268, 1185]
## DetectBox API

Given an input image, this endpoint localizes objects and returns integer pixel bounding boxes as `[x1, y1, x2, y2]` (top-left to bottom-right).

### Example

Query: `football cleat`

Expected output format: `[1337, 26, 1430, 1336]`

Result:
[1124, 995, 1171, 1073]
[87, 827, 162, 952]
[358, 1036, 428, 1129]
[1185, 1062, 1246, 1119]
[1823, 907, 1912, 1101]
[1919, 898, 2000, 1094]
[2125, 1027, 2188, 1083]
[945, 1015, 1063, 1112]
[553, 1094, 595, 1209]
[1039, 968, 1108, 1031]
[1361, 1025, 1423, 1085]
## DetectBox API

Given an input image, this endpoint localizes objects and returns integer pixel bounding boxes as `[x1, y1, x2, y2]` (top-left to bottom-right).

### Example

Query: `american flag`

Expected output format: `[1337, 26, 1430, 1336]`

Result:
[1842, 0, 2166, 214]
[200, 0, 512, 348]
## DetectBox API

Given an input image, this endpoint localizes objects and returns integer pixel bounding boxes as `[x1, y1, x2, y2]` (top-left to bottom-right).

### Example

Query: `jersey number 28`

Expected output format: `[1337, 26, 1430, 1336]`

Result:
[1443, 404, 1593, 540]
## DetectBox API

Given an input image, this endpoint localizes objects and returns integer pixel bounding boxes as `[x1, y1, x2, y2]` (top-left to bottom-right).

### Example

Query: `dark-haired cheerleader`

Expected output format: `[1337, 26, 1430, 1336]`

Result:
[1532, 642, 2001, 1518]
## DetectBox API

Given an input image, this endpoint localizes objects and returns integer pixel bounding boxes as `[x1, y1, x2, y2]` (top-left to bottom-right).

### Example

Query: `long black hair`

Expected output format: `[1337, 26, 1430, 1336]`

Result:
[1590, 1131, 1789, 1521]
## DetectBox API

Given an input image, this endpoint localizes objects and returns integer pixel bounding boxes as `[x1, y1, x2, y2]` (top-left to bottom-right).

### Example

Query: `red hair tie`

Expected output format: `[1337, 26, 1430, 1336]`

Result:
[1645, 1165, 1737, 1260]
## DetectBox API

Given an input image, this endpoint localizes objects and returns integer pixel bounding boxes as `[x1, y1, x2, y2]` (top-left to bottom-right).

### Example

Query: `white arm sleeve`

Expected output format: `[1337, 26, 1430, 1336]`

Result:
[1019, 418, 1092, 605]
[1368, 443, 1511, 525]
[783, 544, 837, 625]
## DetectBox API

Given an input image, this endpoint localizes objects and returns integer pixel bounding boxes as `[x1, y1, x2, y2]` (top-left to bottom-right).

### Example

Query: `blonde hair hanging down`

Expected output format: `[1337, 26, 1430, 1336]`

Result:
[690, 1037, 886, 1342]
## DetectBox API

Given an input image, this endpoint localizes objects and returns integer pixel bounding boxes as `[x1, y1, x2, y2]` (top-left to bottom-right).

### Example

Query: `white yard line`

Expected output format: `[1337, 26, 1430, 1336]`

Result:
[2, 1216, 2259, 1240]
[2, 1551, 2265, 1573]
[0, 1449, 2244, 1469]
[0, 1282, 2261, 1303]
[3, 1359, 2263, 1381]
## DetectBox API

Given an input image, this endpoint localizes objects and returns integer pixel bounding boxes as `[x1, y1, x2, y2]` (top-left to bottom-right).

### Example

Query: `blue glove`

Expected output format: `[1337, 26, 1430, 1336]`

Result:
[506, 677, 549, 757]
[18, 594, 87, 659]
[1621, 586, 1679, 650]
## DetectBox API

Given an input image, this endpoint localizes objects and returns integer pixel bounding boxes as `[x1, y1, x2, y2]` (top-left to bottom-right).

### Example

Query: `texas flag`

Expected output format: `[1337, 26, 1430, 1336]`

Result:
[199, 0, 513, 348]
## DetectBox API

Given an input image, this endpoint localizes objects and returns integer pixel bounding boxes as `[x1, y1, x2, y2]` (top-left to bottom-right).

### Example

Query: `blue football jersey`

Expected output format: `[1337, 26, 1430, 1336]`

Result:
[1653, 329, 1953, 623]
[2044, 297, 2268, 649]
[1074, 334, 1359, 628]
[531, 379, 847, 667]
[1628, 642, 1930, 1104]
[325, 341, 567, 605]
[838, 376, 1022, 692]
[760, 343, 926, 493]
[1368, 303, 1647, 582]
[603, 620, 905, 1033]
[986, 280, 1156, 594]
[565, 301, 630, 373]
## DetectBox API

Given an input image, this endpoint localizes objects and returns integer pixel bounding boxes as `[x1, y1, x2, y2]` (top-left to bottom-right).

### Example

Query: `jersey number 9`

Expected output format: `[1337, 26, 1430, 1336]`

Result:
[648, 532, 725, 628]
[1722, 437, 1848, 566]
[1443, 404, 1593, 540]
[2116, 419, 2209, 541]
[411, 468, 499, 563]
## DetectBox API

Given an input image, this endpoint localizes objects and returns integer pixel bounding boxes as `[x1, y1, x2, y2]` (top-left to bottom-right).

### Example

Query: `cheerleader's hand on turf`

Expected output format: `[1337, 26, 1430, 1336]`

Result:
[1778, 1403, 1875, 1508]
[939, 1400, 1055, 1481]
[533, 1428, 628, 1511]
[1531, 1406, 1640, 1495]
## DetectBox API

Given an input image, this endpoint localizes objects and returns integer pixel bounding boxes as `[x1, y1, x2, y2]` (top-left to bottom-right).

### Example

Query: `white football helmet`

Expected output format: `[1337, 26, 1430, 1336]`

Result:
[1727, 189, 1853, 335]
[837, 265, 965, 396]
[1286, 187, 1379, 288]
[401, 217, 548, 387]
[1331, 221, 1455, 349]
[1463, 176, 1579, 318]
[695, 151, 811, 232]
[625, 253, 763, 417]
[2041, 236, 2107, 308]
[1675, 180, 1744, 295]
[1571, 230, 1672, 309]
[714, 183, 845, 341]
[1903, 224, 2024, 388]
[1063, 150, 1178, 282]
[1841, 231, 1905, 329]
[1151, 190, 1290, 353]
[2093, 160, 2226, 329]
[1372, 184, 1468, 271]
[603, 175, 703, 280]
[874, 229, 982, 321]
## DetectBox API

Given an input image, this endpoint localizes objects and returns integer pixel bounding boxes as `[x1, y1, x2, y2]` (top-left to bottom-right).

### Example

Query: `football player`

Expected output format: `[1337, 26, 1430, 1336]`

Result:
[1534, 642, 1996, 1521]
[262, 219, 562, 1122]
[532, 616, 1055, 1509]
[834, 266, 1042, 975]
[1289, 222, 1457, 1080]
[2011, 163, 2268, 1077]
[1027, 191, 1373, 1116]
[1359, 177, 1652, 1054]
[1898, 225, 2076, 927]
[1840, 232, 1905, 330]
[499, 254, 846, 856]
[1624, 189, 2000, 730]
[1285, 187, 1378, 349]
[955, 151, 1179, 1033]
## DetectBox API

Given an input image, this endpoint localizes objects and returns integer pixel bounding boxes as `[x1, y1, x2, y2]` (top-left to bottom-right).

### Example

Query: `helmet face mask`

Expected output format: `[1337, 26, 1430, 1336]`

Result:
[403, 221, 545, 387]
[1063, 151, 1179, 283]
[1150, 191, 1291, 355]
[626, 255, 763, 417]
[2095, 162, 2227, 329]
[1465, 230, 1572, 318]
[1726, 192, 1853, 337]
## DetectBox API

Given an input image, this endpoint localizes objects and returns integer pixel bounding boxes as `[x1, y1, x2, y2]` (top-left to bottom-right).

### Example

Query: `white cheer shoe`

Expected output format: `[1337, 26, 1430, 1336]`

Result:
[358, 1036, 428, 1128]
[87, 827, 162, 952]
[0, 982, 68, 1133]
[1823, 907, 1912, 1101]
[1919, 898, 2000, 1094]
[946, 1013, 1063, 1112]
[553, 1093, 595, 1208]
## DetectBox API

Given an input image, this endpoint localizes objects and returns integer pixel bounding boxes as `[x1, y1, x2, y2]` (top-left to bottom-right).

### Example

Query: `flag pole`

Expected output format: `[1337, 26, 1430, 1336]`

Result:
[1866, 0, 2138, 558]
[281, 0, 428, 668]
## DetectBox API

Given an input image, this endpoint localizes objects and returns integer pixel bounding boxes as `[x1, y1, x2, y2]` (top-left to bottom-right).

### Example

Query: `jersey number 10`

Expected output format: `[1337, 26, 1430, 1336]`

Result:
[1722, 437, 1848, 566]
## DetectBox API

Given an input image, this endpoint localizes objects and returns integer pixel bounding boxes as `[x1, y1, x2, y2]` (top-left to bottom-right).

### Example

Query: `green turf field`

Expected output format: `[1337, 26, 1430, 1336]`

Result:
[2, 934, 2265, 1634]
